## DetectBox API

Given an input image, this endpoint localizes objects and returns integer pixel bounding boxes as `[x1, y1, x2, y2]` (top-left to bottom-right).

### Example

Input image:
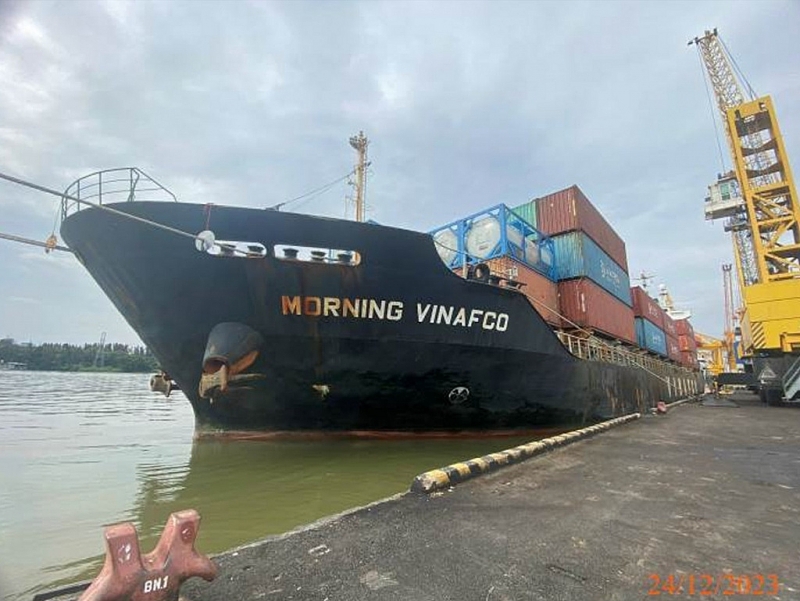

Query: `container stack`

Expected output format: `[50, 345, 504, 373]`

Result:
[431, 187, 699, 368]
[630, 287, 667, 356]
[514, 185, 634, 343]
[675, 319, 698, 367]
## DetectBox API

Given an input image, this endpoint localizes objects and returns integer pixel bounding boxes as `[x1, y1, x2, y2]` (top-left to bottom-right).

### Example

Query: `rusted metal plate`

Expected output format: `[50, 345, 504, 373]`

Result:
[485, 256, 561, 326]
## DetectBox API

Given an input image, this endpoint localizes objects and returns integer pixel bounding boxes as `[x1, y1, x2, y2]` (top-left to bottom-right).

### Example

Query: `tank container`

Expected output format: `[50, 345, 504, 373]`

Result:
[430, 204, 555, 280]
[557, 278, 636, 344]
[552, 232, 632, 306]
[635, 317, 667, 356]
[534, 185, 628, 272]
[631, 287, 665, 329]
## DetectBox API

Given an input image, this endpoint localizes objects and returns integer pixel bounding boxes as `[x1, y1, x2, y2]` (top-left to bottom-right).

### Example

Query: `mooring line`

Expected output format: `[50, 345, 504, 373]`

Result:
[0, 231, 73, 253]
[0, 170, 200, 243]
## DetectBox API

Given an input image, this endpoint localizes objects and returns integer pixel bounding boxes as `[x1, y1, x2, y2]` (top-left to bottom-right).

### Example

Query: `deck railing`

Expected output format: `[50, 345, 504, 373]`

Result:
[61, 167, 177, 222]
[556, 330, 698, 385]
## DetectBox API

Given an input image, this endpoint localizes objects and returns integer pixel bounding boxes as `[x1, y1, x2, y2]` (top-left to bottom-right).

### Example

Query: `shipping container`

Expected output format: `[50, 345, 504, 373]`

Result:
[557, 278, 636, 344]
[552, 232, 632, 306]
[509, 202, 537, 230]
[680, 350, 698, 369]
[662, 313, 678, 338]
[666, 335, 681, 362]
[675, 318, 694, 337]
[630, 287, 665, 329]
[485, 257, 561, 326]
[534, 185, 628, 272]
[678, 333, 697, 352]
[635, 317, 668, 356]
[430, 204, 555, 279]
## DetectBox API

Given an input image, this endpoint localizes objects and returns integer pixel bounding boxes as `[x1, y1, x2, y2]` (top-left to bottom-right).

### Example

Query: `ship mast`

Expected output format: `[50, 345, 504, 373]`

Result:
[348, 131, 369, 222]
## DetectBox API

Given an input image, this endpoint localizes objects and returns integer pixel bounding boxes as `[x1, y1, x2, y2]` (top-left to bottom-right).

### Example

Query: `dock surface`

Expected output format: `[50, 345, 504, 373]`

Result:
[51, 393, 800, 601]
[183, 393, 799, 600]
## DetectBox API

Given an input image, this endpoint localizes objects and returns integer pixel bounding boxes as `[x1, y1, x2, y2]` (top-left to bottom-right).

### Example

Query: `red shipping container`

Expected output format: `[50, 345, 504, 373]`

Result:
[666, 335, 681, 362]
[662, 313, 678, 338]
[680, 350, 698, 369]
[630, 286, 665, 329]
[486, 257, 561, 326]
[535, 185, 628, 273]
[678, 333, 697, 352]
[557, 278, 636, 344]
[675, 318, 694, 337]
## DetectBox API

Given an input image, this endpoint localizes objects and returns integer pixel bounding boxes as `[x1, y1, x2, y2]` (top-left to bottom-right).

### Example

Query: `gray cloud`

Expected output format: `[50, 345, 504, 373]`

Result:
[1, 0, 798, 344]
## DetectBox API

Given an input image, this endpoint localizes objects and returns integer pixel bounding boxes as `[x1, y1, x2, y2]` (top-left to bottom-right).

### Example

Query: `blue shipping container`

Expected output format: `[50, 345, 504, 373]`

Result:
[552, 231, 632, 306]
[635, 317, 667, 356]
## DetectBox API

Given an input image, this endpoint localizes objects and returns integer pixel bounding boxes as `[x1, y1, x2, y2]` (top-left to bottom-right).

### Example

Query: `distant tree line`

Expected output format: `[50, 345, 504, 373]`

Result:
[0, 338, 159, 372]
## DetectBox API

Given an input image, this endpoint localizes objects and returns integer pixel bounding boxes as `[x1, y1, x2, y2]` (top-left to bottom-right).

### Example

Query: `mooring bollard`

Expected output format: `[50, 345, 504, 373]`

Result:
[78, 509, 217, 601]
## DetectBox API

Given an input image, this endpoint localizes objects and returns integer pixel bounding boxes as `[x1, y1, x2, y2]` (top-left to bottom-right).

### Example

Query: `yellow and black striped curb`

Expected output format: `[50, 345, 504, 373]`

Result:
[410, 413, 641, 494]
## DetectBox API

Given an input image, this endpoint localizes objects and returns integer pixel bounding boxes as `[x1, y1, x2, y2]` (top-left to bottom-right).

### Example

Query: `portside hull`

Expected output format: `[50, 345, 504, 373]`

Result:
[189, 338, 662, 431]
[61, 201, 697, 432]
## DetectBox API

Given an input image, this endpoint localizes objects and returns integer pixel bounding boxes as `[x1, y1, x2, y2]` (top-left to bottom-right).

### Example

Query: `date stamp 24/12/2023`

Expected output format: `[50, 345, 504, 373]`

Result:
[648, 573, 780, 596]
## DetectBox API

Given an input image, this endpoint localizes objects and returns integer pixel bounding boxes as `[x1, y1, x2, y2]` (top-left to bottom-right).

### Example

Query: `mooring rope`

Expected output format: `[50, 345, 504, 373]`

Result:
[0, 231, 73, 253]
[0, 171, 200, 243]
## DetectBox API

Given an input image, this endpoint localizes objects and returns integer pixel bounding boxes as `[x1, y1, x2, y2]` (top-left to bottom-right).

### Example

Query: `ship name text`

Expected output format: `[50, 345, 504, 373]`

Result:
[280, 296, 508, 331]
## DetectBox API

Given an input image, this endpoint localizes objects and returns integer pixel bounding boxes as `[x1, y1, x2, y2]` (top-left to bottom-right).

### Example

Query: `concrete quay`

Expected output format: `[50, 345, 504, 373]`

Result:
[42, 393, 800, 601]
[176, 392, 799, 601]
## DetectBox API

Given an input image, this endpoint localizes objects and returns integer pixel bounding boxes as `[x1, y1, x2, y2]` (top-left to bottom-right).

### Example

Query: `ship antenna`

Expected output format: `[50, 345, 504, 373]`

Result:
[633, 271, 655, 293]
[348, 131, 369, 222]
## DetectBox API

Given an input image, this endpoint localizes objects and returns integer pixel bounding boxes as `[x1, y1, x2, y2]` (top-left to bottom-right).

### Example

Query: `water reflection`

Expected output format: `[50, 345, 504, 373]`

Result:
[131, 434, 545, 556]
[1, 372, 552, 600]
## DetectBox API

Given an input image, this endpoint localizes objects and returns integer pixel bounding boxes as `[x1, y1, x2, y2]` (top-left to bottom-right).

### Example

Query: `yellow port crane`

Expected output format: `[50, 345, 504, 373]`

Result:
[694, 332, 726, 378]
[690, 29, 800, 402]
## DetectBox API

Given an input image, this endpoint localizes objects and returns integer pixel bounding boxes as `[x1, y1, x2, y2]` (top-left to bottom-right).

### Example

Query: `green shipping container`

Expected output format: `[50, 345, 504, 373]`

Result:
[510, 201, 537, 229]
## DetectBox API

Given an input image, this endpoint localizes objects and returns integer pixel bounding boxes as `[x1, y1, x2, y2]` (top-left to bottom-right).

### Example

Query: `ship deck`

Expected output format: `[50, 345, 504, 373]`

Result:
[45, 392, 800, 600]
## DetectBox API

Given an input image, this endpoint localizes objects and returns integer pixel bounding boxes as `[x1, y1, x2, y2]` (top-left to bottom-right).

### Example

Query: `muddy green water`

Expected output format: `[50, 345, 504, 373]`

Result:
[0, 372, 547, 600]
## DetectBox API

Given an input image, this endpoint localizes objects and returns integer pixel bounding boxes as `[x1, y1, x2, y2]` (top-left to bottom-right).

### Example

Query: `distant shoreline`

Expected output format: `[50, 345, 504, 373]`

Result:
[0, 339, 159, 373]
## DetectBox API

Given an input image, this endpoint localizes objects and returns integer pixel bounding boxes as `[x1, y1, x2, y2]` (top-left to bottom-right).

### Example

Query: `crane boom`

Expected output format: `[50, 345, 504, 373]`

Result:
[691, 29, 800, 362]
[692, 31, 745, 150]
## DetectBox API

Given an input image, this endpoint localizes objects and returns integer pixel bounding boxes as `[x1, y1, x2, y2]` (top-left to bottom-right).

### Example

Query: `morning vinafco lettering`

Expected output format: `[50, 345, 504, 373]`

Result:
[281, 296, 509, 331]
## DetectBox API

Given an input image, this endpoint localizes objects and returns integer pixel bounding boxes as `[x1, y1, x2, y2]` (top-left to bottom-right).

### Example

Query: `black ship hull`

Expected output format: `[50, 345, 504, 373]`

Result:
[62, 201, 695, 432]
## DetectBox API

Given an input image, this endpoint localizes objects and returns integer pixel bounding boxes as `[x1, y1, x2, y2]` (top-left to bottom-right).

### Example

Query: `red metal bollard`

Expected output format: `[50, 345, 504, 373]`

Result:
[79, 509, 217, 601]
[656, 401, 668, 414]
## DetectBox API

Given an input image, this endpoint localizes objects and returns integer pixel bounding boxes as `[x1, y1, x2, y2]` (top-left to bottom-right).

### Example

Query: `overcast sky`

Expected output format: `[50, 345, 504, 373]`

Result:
[0, 0, 798, 345]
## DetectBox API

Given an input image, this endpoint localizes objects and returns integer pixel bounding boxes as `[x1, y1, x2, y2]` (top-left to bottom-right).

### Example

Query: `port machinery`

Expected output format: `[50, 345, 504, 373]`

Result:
[690, 29, 800, 402]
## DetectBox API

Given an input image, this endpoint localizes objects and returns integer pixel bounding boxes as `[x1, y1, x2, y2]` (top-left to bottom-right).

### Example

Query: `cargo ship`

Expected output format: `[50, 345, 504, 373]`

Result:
[58, 164, 702, 432]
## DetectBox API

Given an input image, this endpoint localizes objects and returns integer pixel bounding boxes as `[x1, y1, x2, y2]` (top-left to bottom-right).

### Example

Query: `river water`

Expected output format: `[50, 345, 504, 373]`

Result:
[0, 372, 547, 600]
